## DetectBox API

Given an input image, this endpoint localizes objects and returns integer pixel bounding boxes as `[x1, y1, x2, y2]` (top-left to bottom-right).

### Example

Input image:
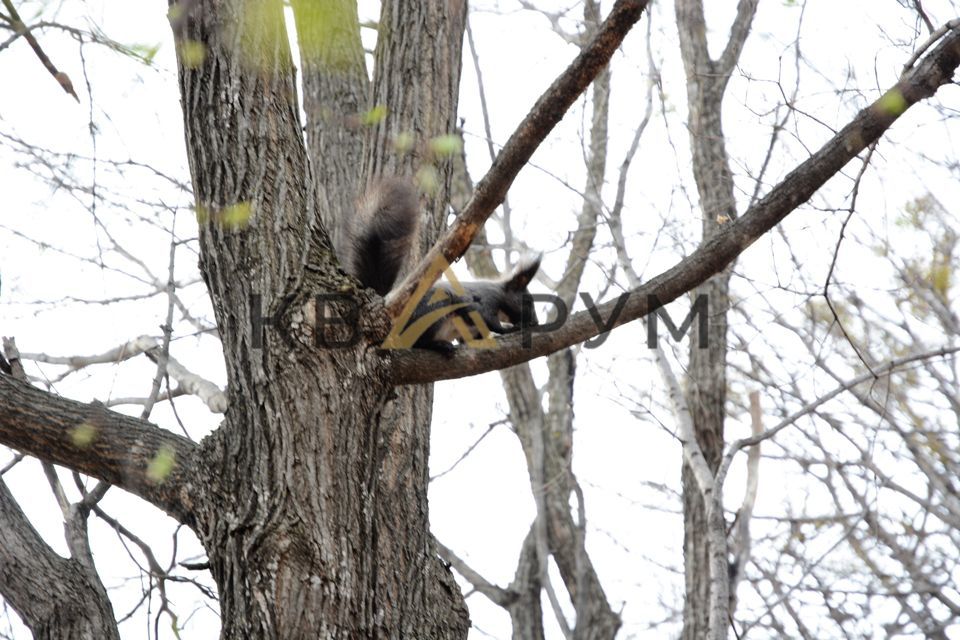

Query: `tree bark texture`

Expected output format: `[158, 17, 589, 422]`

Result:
[0, 480, 120, 640]
[169, 0, 469, 637]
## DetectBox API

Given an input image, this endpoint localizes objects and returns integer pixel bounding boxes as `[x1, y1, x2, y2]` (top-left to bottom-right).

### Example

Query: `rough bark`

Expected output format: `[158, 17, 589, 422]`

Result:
[170, 0, 468, 636]
[505, 528, 547, 640]
[0, 346, 120, 640]
[0, 375, 196, 523]
[0, 3, 957, 638]
[0, 482, 119, 640]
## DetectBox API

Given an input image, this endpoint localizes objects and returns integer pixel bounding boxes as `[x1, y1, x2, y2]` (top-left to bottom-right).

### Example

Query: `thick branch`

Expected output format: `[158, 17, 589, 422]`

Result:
[291, 0, 368, 253]
[0, 481, 120, 639]
[0, 375, 197, 523]
[388, 25, 960, 384]
[384, 0, 649, 317]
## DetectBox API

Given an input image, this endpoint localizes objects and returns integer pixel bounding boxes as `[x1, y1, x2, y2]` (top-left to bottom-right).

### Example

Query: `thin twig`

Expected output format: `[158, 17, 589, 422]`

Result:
[822, 143, 877, 377]
[0, 0, 79, 101]
[902, 18, 960, 74]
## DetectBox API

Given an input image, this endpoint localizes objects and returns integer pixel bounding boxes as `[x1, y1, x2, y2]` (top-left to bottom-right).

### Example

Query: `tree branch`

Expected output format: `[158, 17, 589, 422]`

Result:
[717, 0, 759, 77]
[654, 347, 730, 639]
[715, 344, 960, 493]
[0, 480, 120, 638]
[387, 25, 960, 384]
[0, 0, 79, 101]
[435, 539, 514, 607]
[655, 349, 714, 497]
[384, 0, 649, 317]
[22, 335, 227, 412]
[0, 340, 119, 638]
[0, 375, 197, 524]
[728, 391, 763, 613]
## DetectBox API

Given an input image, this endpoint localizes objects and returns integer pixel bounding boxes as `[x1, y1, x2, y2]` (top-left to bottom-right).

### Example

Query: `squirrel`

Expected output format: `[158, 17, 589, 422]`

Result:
[341, 178, 541, 354]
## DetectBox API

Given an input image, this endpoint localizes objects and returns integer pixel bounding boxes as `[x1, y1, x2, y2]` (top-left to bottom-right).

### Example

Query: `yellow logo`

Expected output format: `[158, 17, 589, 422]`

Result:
[381, 256, 498, 350]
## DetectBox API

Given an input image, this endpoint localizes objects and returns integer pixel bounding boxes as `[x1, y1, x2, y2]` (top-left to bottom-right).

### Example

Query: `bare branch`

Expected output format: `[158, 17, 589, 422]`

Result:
[655, 348, 714, 498]
[717, 0, 760, 77]
[388, 26, 960, 384]
[821, 143, 878, 377]
[0, 480, 120, 638]
[0, 340, 119, 638]
[435, 540, 513, 607]
[654, 348, 730, 639]
[0, 374, 198, 523]
[22, 335, 227, 412]
[716, 344, 960, 492]
[728, 391, 762, 612]
[0, 0, 79, 101]
[902, 17, 960, 73]
[385, 0, 650, 317]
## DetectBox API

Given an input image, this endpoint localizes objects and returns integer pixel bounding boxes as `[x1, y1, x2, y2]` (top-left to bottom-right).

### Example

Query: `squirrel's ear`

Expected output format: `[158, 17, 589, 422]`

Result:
[505, 252, 542, 291]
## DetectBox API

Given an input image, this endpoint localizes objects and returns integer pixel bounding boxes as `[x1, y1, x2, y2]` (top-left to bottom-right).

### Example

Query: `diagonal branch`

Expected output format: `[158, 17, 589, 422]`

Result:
[435, 539, 514, 607]
[0, 0, 79, 101]
[387, 24, 960, 384]
[384, 0, 649, 317]
[655, 347, 730, 639]
[0, 480, 120, 638]
[714, 344, 960, 492]
[728, 391, 763, 614]
[0, 340, 119, 638]
[0, 375, 197, 524]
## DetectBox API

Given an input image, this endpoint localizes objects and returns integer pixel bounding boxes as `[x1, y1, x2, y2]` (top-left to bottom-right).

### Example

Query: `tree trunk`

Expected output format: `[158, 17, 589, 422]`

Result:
[170, 0, 469, 636]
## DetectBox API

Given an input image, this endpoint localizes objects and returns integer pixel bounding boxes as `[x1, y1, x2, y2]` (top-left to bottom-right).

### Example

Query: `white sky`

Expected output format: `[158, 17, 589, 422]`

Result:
[2, 0, 960, 638]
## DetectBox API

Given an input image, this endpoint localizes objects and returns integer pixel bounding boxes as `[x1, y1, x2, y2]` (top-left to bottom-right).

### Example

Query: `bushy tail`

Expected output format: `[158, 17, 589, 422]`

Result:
[349, 178, 420, 296]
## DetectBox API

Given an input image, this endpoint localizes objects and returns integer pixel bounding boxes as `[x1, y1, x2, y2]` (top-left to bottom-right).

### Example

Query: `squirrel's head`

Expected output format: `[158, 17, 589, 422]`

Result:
[499, 253, 542, 327]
